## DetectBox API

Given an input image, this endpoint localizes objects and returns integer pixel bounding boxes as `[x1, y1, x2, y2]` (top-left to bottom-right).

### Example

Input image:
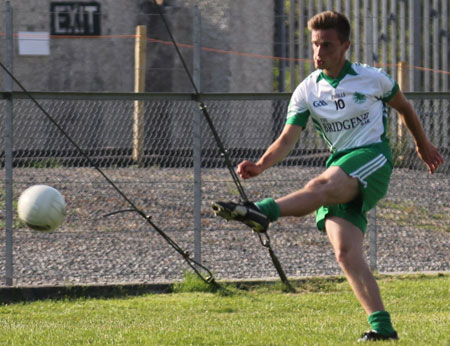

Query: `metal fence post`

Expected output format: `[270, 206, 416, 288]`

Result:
[442, 0, 449, 93]
[4, 0, 14, 286]
[372, 0, 378, 64]
[353, 0, 361, 62]
[389, 1, 398, 83]
[365, 4, 377, 273]
[369, 207, 377, 272]
[432, 0, 440, 146]
[193, 6, 202, 268]
[363, 0, 373, 66]
[298, 0, 305, 81]
[276, 0, 286, 92]
[409, 0, 422, 92]
[442, 0, 449, 147]
[289, 0, 296, 91]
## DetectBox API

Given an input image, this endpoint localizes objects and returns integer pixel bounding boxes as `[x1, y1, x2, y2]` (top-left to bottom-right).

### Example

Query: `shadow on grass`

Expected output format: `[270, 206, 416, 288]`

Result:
[0, 282, 174, 305]
[4, 273, 441, 305]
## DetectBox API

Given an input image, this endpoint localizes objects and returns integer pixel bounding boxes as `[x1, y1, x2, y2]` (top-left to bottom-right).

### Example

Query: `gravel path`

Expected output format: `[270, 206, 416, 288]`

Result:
[1, 167, 449, 286]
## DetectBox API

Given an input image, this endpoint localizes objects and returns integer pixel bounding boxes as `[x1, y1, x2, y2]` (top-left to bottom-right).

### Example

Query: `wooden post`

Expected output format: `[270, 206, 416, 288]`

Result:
[397, 61, 409, 141]
[133, 25, 147, 162]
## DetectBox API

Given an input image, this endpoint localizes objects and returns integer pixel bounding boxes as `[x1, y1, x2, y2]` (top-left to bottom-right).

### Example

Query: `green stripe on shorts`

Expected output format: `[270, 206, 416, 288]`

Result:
[316, 142, 393, 233]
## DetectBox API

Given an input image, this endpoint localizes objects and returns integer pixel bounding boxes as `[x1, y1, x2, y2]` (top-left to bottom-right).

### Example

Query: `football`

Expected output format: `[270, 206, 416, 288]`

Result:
[17, 185, 66, 232]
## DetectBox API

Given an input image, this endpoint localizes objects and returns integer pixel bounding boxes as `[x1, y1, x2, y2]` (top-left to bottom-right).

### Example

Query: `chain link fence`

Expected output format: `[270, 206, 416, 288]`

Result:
[1, 92, 449, 286]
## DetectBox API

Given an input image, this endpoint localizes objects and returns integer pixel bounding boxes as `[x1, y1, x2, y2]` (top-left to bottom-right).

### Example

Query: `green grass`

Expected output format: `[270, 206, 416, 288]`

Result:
[0, 274, 449, 345]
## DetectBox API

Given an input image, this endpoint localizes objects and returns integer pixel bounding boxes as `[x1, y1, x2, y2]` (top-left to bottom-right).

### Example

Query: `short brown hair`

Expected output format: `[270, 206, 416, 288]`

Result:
[307, 11, 350, 43]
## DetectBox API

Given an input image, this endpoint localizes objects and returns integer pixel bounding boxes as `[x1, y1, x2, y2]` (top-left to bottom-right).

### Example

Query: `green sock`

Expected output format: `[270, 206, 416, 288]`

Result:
[255, 198, 280, 222]
[368, 311, 396, 336]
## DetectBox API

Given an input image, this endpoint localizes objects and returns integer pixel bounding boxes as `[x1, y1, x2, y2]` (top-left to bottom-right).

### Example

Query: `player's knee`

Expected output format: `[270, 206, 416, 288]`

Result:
[333, 244, 354, 267]
[305, 176, 328, 191]
[310, 174, 360, 205]
[305, 176, 341, 202]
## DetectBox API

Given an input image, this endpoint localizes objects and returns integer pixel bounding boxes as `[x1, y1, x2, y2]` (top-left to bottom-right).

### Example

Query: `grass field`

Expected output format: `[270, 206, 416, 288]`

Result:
[0, 274, 448, 345]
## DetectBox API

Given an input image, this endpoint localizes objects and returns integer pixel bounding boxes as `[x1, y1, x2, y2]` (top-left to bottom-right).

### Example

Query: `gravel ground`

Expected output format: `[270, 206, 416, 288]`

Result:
[1, 167, 449, 286]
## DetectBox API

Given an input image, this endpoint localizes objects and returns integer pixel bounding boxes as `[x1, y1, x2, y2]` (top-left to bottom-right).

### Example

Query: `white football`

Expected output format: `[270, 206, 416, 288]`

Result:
[17, 185, 66, 232]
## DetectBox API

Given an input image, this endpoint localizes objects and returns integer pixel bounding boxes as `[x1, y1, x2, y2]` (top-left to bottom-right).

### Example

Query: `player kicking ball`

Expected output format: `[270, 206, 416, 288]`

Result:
[212, 11, 444, 342]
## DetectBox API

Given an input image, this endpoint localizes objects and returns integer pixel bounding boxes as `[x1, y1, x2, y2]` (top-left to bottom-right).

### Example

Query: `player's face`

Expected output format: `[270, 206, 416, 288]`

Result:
[311, 29, 350, 76]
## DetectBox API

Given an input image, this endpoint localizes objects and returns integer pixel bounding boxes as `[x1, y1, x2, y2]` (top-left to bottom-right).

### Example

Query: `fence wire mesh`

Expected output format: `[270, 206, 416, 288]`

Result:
[1, 93, 449, 286]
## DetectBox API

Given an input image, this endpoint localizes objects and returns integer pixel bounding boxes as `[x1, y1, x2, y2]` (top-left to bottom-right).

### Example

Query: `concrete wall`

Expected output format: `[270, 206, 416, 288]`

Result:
[1, 0, 274, 92]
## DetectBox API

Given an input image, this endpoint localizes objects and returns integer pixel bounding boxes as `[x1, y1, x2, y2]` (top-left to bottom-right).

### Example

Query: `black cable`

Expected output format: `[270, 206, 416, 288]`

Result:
[0, 60, 219, 288]
[257, 233, 296, 293]
[151, 0, 295, 292]
[151, 2, 248, 202]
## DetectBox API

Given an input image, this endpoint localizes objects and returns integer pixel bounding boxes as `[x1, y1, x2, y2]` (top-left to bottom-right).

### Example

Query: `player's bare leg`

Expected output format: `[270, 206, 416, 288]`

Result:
[325, 216, 384, 314]
[212, 166, 359, 232]
[276, 166, 360, 217]
[213, 166, 360, 232]
[325, 216, 397, 341]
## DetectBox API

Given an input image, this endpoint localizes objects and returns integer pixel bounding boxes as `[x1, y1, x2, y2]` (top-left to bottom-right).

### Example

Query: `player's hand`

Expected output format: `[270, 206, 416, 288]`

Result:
[416, 140, 444, 174]
[237, 160, 263, 179]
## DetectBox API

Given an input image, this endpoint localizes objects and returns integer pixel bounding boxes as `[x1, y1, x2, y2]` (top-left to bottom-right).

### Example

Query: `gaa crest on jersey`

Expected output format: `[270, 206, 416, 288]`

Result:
[313, 99, 328, 107]
[353, 92, 367, 104]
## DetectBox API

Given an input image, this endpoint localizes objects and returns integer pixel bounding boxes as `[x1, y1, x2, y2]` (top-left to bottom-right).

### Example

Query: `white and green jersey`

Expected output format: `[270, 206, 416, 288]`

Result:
[287, 61, 399, 153]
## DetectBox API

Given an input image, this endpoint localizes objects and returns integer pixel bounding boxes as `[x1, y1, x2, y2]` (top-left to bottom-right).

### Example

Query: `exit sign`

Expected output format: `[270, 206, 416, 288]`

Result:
[51, 2, 101, 36]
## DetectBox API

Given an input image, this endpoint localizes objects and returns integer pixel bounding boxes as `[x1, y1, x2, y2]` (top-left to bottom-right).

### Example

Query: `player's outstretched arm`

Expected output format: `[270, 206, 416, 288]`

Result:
[237, 124, 303, 179]
[388, 91, 444, 174]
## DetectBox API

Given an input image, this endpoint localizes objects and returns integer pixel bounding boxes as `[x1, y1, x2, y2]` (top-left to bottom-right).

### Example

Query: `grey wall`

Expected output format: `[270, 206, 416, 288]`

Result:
[4, 0, 139, 91]
[1, 0, 274, 92]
